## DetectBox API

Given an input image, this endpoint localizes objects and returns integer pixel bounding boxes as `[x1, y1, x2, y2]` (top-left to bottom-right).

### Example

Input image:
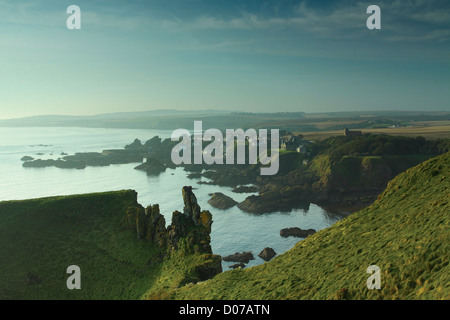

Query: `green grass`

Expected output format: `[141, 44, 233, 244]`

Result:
[0, 190, 164, 299]
[2, 152, 448, 300]
[162, 152, 450, 300]
[0, 189, 222, 300]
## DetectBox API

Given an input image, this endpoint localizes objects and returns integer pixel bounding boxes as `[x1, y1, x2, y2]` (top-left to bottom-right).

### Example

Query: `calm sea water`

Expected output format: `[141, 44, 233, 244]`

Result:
[0, 127, 344, 269]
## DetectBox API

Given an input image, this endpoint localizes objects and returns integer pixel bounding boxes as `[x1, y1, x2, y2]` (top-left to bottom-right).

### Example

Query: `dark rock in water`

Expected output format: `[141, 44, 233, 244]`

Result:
[280, 227, 316, 238]
[229, 263, 246, 269]
[237, 193, 310, 214]
[20, 156, 34, 161]
[208, 192, 238, 210]
[60, 152, 68, 156]
[222, 251, 255, 263]
[22, 159, 86, 169]
[258, 247, 277, 261]
[187, 172, 202, 179]
[134, 158, 167, 175]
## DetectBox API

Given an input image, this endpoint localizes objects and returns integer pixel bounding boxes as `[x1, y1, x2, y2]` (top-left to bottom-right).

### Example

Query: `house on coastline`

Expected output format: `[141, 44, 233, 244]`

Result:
[344, 128, 362, 137]
[281, 134, 311, 155]
[281, 135, 300, 151]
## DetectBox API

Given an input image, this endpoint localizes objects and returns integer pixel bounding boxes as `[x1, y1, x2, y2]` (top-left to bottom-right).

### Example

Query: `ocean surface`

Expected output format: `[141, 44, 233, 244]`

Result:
[0, 127, 346, 269]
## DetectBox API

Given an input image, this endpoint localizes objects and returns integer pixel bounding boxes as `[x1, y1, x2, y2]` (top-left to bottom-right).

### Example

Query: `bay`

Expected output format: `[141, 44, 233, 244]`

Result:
[0, 126, 344, 269]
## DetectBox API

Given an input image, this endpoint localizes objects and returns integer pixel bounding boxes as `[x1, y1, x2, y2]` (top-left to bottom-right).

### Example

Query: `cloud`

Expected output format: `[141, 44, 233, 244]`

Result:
[160, 0, 450, 43]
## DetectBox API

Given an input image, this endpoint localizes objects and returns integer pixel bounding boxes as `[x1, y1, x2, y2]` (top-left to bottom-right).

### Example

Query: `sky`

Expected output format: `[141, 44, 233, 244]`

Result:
[0, 0, 449, 119]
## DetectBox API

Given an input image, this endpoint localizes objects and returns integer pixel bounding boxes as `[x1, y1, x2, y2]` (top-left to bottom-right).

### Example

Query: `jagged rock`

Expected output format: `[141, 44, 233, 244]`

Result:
[208, 192, 238, 210]
[135, 206, 147, 240]
[258, 247, 277, 261]
[145, 204, 167, 247]
[222, 251, 255, 263]
[229, 263, 246, 269]
[182, 186, 207, 227]
[125, 138, 143, 149]
[280, 227, 316, 238]
[125, 187, 222, 278]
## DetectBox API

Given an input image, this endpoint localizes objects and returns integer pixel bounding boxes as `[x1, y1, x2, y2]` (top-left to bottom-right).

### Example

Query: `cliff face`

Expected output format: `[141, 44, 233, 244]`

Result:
[307, 154, 437, 206]
[125, 186, 222, 278]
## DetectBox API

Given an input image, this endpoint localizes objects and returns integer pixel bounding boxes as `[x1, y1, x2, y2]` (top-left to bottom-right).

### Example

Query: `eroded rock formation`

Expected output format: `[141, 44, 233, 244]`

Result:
[125, 186, 222, 278]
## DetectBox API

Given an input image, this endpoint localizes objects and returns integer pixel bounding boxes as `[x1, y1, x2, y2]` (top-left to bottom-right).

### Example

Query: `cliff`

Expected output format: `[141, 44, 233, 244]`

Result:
[165, 151, 450, 300]
[124, 186, 222, 278]
[0, 187, 221, 299]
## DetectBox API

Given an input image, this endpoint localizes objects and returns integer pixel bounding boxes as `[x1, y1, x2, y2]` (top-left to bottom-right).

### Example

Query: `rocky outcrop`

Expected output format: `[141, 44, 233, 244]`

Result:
[125, 204, 168, 247]
[20, 156, 34, 161]
[207, 192, 238, 210]
[222, 251, 255, 263]
[280, 227, 316, 238]
[237, 192, 310, 214]
[126, 186, 214, 252]
[258, 247, 277, 261]
[125, 138, 143, 149]
[22, 159, 87, 169]
[125, 186, 221, 280]
[23, 150, 143, 169]
[134, 158, 167, 176]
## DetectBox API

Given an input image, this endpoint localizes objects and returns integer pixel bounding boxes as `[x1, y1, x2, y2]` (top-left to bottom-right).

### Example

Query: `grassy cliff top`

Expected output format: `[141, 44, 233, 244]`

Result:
[167, 152, 450, 300]
[0, 190, 164, 299]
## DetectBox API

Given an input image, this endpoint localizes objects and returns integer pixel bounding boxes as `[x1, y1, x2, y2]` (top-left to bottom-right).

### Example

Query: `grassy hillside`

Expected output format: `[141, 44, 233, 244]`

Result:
[164, 152, 450, 300]
[0, 190, 164, 299]
[0, 188, 221, 300]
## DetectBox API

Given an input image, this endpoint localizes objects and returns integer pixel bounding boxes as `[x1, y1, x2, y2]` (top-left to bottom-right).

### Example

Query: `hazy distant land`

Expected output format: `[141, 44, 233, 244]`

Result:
[1, 110, 450, 139]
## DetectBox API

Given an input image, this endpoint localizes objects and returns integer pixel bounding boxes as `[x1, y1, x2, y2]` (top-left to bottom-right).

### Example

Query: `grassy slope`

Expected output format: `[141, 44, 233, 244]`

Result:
[0, 190, 163, 299]
[167, 152, 450, 300]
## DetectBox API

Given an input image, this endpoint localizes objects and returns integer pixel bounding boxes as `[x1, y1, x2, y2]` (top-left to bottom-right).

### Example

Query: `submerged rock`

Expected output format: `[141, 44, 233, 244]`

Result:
[208, 192, 238, 210]
[280, 227, 316, 238]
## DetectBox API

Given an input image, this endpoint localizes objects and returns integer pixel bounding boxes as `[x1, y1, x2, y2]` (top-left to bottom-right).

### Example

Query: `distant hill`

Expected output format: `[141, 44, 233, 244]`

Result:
[1, 110, 448, 133]
[165, 151, 450, 300]
[0, 110, 305, 131]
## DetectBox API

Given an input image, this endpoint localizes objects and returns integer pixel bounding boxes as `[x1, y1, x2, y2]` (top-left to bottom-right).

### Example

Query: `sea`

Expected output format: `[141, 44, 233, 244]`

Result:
[0, 126, 346, 269]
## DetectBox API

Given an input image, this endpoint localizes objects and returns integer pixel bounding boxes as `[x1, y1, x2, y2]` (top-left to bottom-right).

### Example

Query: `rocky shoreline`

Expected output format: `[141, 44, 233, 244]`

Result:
[21, 133, 436, 217]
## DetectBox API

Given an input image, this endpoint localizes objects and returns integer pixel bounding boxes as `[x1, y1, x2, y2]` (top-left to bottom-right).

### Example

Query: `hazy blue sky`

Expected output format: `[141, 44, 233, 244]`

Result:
[0, 0, 449, 119]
